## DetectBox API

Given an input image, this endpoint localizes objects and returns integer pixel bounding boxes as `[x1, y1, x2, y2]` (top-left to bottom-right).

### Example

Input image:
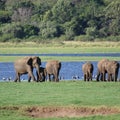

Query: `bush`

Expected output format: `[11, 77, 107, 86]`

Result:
[22, 24, 39, 38]
[74, 35, 94, 41]
[105, 36, 120, 41]
[0, 34, 13, 42]
[39, 21, 61, 39]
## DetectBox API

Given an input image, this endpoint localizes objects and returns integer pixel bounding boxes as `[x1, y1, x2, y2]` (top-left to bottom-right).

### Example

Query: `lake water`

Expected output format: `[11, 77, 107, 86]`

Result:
[0, 61, 119, 81]
[0, 53, 120, 57]
[0, 53, 120, 81]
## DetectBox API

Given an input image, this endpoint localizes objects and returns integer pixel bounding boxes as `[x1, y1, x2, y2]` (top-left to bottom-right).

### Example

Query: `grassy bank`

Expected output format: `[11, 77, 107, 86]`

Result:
[0, 56, 120, 62]
[0, 41, 120, 62]
[0, 41, 120, 54]
[0, 81, 120, 120]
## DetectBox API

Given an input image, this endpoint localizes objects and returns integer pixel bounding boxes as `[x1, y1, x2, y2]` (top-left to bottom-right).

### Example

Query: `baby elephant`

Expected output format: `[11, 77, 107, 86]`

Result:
[82, 62, 94, 81]
[36, 67, 47, 82]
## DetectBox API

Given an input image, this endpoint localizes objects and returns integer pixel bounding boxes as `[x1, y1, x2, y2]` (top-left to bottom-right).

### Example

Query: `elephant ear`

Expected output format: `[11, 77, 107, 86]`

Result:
[37, 57, 41, 65]
[31, 56, 41, 66]
[27, 58, 33, 65]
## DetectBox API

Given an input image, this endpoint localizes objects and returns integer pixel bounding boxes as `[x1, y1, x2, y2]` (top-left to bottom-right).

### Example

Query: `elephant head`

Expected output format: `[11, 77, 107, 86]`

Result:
[31, 56, 41, 81]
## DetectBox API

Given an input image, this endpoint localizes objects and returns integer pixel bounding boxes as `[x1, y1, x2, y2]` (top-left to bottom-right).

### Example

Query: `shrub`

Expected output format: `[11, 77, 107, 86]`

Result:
[74, 35, 94, 41]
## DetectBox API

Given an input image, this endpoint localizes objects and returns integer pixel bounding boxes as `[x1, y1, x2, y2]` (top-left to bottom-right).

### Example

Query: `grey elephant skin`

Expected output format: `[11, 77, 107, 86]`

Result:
[45, 60, 61, 82]
[36, 67, 47, 82]
[14, 56, 41, 82]
[96, 58, 109, 81]
[82, 62, 94, 81]
[105, 60, 119, 81]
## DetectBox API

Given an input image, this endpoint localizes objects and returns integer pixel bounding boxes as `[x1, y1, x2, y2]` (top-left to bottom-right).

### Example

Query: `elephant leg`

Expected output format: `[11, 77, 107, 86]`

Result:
[84, 74, 86, 81]
[52, 75, 55, 82]
[96, 71, 100, 81]
[90, 73, 92, 81]
[107, 73, 111, 81]
[28, 75, 31, 82]
[14, 73, 20, 82]
[99, 73, 103, 81]
[102, 73, 106, 81]
[54, 74, 59, 82]
[28, 71, 36, 82]
[110, 74, 113, 81]
[18, 74, 21, 82]
[87, 73, 89, 81]
[48, 74, 51, 82]
[36, 72, 39, 82]
[114, 73, 118, 82]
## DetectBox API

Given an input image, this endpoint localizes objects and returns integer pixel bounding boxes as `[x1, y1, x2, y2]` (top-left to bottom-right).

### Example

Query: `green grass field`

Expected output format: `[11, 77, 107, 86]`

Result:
[0, 81, 120, 120]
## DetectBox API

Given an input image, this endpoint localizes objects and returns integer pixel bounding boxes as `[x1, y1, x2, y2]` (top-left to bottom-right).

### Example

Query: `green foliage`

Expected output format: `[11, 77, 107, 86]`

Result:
[0, 0, 120, 42]
[74, 35, 94, 41]
[0, 0, 6, 10]
[0, 10, 11, 23]
[22, 24, 39, 38]
[104, 0, 120, 36]
[51, 0, 75, 24]
[39, 21, 61, 39]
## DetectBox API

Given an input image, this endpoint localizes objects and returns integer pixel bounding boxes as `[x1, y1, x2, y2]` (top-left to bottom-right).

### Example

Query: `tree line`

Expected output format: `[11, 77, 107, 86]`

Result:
[0, 0, 120, 42]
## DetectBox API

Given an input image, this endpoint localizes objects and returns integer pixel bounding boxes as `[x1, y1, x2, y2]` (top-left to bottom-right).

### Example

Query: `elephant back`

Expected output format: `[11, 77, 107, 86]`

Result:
[97, 58, 109, 72]
[106, 60, 119, 74]
[82, 62, 93, 73]
[46, 60, 61, 74]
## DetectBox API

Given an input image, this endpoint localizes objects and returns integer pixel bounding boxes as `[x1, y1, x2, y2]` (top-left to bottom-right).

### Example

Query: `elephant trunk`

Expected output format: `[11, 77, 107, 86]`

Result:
[35, 64, 41, 82]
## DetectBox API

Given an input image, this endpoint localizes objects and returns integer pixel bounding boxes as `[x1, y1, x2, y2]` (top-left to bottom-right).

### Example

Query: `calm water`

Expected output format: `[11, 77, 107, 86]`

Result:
[0, 53, 120, 57]
[0, 53, 120, 81]
[0, 61, 119, 81]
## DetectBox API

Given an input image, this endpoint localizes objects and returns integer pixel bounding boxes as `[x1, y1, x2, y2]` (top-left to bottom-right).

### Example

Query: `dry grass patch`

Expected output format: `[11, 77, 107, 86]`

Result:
[26, 106, 120, 118]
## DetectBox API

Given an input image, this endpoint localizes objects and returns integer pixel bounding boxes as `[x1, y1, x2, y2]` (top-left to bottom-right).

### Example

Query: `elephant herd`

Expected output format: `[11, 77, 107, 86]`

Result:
[82, 59, 119, 82]
[13, 56, 119, 82]
[14, 56, 61, 82]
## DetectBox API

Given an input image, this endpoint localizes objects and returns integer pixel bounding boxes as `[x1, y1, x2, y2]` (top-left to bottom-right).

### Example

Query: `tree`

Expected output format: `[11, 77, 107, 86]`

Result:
[52, 0, 75, 24]
[11, 1, 34, 23]
[39, 21, 61, 39]
[0, 0, 6, 10]
[104, 0, 120, 35]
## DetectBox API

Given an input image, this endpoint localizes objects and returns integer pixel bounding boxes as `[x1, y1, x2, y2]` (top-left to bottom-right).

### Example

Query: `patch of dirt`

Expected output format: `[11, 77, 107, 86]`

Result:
[26, 106, 120, 118]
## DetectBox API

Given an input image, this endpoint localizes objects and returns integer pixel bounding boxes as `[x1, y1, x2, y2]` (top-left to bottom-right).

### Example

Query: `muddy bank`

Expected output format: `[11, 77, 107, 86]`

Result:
[26, 106, 120, 118]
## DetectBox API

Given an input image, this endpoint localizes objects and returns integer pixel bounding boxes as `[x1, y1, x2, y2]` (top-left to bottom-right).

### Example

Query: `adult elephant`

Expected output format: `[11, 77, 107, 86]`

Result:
[106, 60, 119, 82]
[82, 62, 94, 81]
[14, 56, 41, 82]
[45, 60, 61, 82]
[96, 58, 109, 81]
[36, 67, 47, 82]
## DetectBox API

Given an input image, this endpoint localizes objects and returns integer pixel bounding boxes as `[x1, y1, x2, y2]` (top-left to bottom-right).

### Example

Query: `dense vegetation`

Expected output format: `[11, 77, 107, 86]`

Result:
[0, 0, 120, 42]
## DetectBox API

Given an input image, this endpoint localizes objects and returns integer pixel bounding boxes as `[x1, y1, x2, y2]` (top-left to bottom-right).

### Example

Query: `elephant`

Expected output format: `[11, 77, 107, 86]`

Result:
[82, 62, 94, 81]
[105, 60, 119, 82]
[14, 56, 41, 82]
[45, 60, 61, 82]
[96, 58, 109, 81]
[36, 67, 47, 82]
